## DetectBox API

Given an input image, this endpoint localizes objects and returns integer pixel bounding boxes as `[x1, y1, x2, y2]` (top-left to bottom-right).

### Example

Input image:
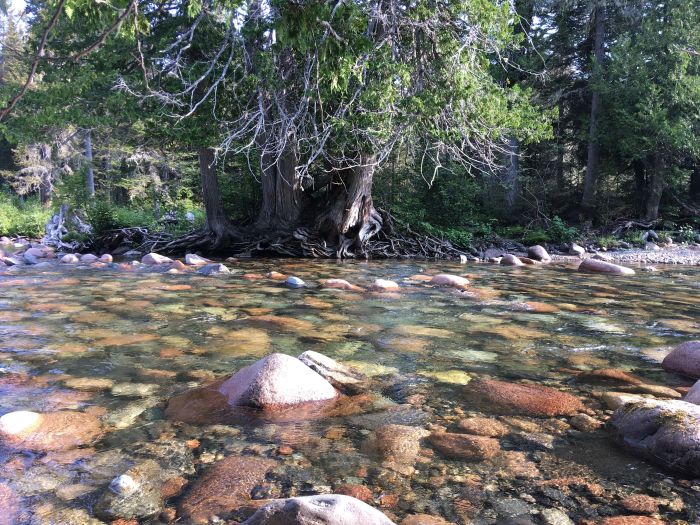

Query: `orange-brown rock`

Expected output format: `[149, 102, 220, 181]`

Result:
[401, 514, 455, 525]
[335, 484, 374, 503]
[465, 378, 584, 417]
[177, 456, 277, 523]
[598, 517, 664, 525]
[0, 483, 20, 525]
[456, 417, 509, 437]
[0, 410, 103, 452]
[576, 368, 643, 385]
[428, 432, 500, 461]
[620, 494, 659, 515]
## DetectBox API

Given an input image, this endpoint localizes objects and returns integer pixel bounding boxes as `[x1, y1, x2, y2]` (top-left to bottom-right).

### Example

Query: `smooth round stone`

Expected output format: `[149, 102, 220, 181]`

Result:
[285, 276, 306, 288]
[0, 410, 41, 436]
[109, 474, 139, 496]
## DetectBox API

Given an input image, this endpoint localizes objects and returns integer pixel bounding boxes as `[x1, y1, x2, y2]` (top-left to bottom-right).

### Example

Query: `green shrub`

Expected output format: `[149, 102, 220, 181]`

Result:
[522, 228, 550, 245]
[416, 221, 473, 248]
[596, 235, 620, 249]
[623, 231, 646, 246]
[548, 216, 578, 243]
[0, 193, 52, 238]
[678, 225, 696, 243]
[85, 201, 118, 235]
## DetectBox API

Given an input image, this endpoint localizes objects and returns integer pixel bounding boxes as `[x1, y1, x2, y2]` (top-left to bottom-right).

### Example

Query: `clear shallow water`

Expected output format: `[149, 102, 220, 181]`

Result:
[0, 259, 699, 523]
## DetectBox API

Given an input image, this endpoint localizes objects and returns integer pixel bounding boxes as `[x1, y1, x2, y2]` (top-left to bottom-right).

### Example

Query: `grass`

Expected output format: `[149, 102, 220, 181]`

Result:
[0, 193, 52, 238]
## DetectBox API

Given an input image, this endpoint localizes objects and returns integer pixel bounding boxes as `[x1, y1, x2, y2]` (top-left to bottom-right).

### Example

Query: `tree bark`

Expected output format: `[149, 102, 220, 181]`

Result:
[38, 143, 52, 205]
[632, 159, 646, 217]
[316, 154, 382, 258]
[84, 129, 95, 198]
[581, 3, 606, 216]
[690, 164, 700, 203]
[504, 136, 519, 210]
[644, 154, 664, 221]
[198, 147, 238, 248]
[256, 143, 303, 230]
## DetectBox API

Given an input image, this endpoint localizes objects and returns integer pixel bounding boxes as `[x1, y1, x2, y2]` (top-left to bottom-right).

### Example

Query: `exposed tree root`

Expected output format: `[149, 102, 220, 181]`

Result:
[96, 209, 470, 260]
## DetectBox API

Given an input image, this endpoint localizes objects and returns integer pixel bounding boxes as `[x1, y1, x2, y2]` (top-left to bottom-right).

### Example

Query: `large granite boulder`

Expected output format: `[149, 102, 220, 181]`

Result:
[684, 379, 700, 404]
[607, 398, 700, 476]
[499, 254, 524, 267]
[220, 353, 338, 409]
[578, 259, 635, 275]
[527, 245, 550, 262]
[166, 353, 341, 424]
[241, 494, 396, 525]
[662, 341, 700, 379]
[464, 379, 583, 417]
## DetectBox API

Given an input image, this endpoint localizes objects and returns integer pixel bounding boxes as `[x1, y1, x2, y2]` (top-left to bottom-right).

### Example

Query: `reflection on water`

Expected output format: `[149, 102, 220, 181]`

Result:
[0, 259, 699, 523]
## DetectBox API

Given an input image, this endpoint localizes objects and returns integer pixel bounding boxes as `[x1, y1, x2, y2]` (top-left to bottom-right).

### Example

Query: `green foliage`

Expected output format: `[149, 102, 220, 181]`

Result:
[521, 228, 549, 246]
[414, 221, 473, 248]
[596, 235, 621, 249]
[623, 231, 646, 247]
[547, 216, 578, 243]
[0, 192, 51, 237]
[678, 225, 696, 243]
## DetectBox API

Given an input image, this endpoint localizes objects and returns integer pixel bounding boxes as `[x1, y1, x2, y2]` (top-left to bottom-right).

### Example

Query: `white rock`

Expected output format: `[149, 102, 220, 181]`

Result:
[61, 254, 80, 264]
[0, 410, 41, 436]
[185, 253, 211, 266]
[372, 279, 399, 291]
[108, 474, 139, 496]
[241, 494, 396, 525]
[569, 243, 585, 256]
[285, 276, 306, 288]
[100, 254, 113, 263]
[141, 252, 173, 265]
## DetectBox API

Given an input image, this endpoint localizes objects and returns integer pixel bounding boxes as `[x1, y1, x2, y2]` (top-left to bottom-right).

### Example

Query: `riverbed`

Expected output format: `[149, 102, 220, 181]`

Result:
[0, 259, 698, 524]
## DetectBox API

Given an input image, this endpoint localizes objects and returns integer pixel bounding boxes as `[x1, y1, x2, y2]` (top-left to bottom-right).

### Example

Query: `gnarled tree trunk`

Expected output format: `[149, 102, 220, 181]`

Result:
[581, 3, 606, 217]
[644, 154, 664, 221]
[84, 129, 95, 198]
[256, 144, 303, 230]
[316, 154, 382, 258]
[199, 147, 239, 249]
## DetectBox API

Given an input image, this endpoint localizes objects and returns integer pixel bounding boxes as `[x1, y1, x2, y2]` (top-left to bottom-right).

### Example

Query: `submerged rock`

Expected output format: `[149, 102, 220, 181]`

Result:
[141, 252, 173, 265]
[197, 263, 230, 275]
[661, 340, 700, 379]
[94, 460, 165, 520]
[0, 483, 20, 525]
[297, 350, 368, 394]
[178, 456, 276, 523]
[241, 494, 396, 525]
[429, 432, 500, 460]
[500, 254, 524, 266]
[372, 279, 400, 291]
[323, 278, 363, 291]
[527, 245, 551, 262]
[464, 378, 584, 417]
[362, 424, 430, 474]
[457, 417, 509, 437]
[0, 410, 102, 452]
[607, 398, 700, 476]
[220, 353, 338, 409]
[285, 276, 306, 288]
[430, 274, 469, 288]
[578, 258, 635, 275]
